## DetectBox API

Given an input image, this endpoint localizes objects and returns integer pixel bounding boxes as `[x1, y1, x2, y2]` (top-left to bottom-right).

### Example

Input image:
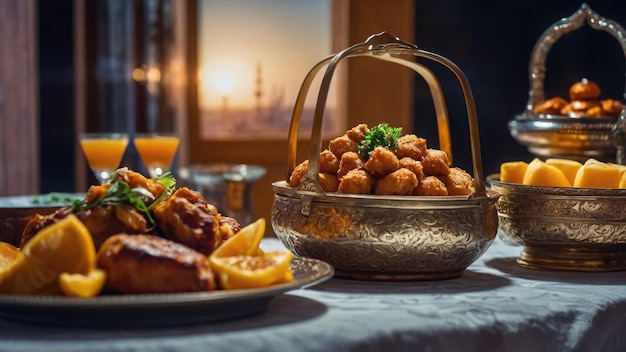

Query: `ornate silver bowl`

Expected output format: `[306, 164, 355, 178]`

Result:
[509, 4, 626, 163]
[271, 32, 498, 281]
[488, 175, 626, 272]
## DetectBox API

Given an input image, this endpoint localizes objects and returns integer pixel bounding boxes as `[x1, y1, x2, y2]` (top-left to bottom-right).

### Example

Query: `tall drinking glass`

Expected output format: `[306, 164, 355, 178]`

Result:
[133, 133, 180, 177]
[79, 133, 129, 184]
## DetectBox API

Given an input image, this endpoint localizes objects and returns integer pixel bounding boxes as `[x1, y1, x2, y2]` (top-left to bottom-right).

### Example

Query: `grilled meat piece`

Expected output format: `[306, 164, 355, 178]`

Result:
[153, 187, 234, 256]
[20, 207, 73, 247]
[97, 234, 216, 294]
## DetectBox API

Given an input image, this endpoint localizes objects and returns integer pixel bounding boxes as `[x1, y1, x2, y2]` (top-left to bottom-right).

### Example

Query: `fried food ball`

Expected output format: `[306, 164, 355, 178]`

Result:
[601, 99, 624, 117]
[289, 160, 309, 187]
[396, 134, 427, 160]
[374, 168, 418, 195]
[329, 135, 358, 159]
[338, 169, 374, 194]
[586, 106, 604, 117]
[421, 149, 450, 176]
[561, 100, 600, 117]
[438, 167, 474, 196]
[319, 173, 340, 192]
[319, 149, 340, 174]
[364, 147, 400, 177]
[569, 79, 601, 101]
[533, 97, 568, 115]
[399, 157, 424, 180]
[338, 151, 364, 179]
[414, 176, 448, 196]
[346, 123, 369, 143]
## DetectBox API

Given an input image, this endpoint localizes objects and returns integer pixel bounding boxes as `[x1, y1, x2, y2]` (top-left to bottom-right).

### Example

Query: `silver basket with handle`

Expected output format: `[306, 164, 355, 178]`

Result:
[271, 32, 497, 280]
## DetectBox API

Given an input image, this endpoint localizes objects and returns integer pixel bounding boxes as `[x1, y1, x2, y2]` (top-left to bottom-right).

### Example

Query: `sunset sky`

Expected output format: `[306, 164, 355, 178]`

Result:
[198, 0, 331, 110]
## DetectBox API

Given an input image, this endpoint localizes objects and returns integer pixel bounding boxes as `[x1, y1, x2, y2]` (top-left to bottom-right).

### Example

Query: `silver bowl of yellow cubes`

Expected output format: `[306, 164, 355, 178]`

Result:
[488, 158, 626, 272]
[270, 32, 498, 281]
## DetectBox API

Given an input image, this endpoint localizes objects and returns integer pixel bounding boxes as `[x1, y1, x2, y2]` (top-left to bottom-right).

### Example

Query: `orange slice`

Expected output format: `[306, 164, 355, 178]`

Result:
[211, 218, 266, 258]
[210, 251, 294, 290]
[0, 242, 24, 284]
[1, 214, 96, 295]
[59, 269, 107, 298]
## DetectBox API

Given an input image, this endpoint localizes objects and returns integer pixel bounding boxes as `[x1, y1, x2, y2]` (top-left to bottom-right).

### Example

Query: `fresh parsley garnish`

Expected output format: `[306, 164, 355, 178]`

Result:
[358, 123, 402, 159]
[70, 171, 177, 224]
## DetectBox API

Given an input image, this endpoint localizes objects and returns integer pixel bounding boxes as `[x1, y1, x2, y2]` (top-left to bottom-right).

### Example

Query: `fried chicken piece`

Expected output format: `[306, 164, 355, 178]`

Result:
[338, 169, 374, 194]
[20, 207, 72, 247]
[396, 134, 427, 160]
[319, 173, 340, 192]
[374, 168, 418, 195]
[338, 152, 364, 179]
[399, 157, 424, 180]
[319, 149, 340, 174]
[21, 204, 150, 250]
[346, 123, 369, 143]
[329, 135, 358, 159]
[78, 205, 150, 249]
[414, 176, 448, 196]
[153, 194, 225, 256]
[97, 234, 216, 294]
[438, 167, 474, 196]
[421, 149, 451, 176]
[289, 160, 309, 187]
[364, 147, 400, 177]
[170, 187, 218, 215]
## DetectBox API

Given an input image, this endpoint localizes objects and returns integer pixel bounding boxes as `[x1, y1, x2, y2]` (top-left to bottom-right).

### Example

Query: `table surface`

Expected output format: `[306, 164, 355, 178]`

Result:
[0, 238, 624, 352]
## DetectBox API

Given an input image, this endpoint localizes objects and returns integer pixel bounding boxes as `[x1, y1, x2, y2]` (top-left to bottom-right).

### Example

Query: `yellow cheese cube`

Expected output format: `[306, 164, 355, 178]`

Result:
[522, 158, 571, 187]
[500, 161, 528, 184]
[573, 161, 620, 188]
[545, 158, 582, 186]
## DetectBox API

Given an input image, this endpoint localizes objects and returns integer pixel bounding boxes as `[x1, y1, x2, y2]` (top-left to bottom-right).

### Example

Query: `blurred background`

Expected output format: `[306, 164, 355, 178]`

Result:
[1, 0, 625, 232]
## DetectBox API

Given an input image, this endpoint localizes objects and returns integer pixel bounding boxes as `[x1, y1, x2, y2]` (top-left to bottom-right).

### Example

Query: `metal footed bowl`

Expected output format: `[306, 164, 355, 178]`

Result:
[509, 4, 626, 163]
[488, 174, 626, 272]
[271, 32, 497, 281]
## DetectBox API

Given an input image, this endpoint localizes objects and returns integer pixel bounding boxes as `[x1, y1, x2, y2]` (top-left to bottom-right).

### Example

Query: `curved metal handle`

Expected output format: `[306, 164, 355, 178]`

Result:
[526, 3, 626, 112]
[287, 31, 486, 204]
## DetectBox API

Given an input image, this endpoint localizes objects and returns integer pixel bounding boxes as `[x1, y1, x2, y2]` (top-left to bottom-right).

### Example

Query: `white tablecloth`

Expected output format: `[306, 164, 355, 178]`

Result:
[0, 238, 624, 352]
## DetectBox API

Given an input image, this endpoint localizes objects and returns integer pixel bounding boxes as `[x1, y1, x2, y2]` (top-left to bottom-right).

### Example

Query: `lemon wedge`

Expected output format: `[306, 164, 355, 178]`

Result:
[1, 214, 96, 295]
[59, 269, 107, 298]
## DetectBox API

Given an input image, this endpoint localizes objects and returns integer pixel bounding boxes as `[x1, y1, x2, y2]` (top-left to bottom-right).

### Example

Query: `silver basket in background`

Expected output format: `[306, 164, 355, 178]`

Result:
[509, 3, 626, 163]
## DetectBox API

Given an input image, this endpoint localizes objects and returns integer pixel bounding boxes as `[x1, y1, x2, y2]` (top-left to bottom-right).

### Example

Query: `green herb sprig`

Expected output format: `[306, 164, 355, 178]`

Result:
[358, 123, 402, 159]
[70, 171, 177, 225]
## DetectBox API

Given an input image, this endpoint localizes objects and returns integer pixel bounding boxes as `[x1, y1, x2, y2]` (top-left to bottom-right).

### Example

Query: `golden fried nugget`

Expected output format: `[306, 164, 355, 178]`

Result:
[399, 157, 424, 180]
[346, 123, 369, 143]
[422, 149, 450, 176]
[338, 151, 364, 179]
[414, 176, 448, 196]
[319, 149, 340, 174]
[329, 135, 358, 159]
[338, 169, 374, 194]
[374, 168, 418, 195]
[396, 134, 427, 160]
[438, 167, 474, 196]
[319, 173, 340, 192]
[364, 147, 400, 177]
[289, 160, 309, 187]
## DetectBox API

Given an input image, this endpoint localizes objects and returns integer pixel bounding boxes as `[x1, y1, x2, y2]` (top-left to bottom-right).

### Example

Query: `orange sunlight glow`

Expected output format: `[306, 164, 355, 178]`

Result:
[198, 57, 255, 109]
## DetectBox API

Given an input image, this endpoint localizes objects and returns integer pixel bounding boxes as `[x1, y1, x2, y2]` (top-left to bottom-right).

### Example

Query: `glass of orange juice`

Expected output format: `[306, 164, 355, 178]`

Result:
[79, 133, 129, 184]
[133, 133, 180, 178]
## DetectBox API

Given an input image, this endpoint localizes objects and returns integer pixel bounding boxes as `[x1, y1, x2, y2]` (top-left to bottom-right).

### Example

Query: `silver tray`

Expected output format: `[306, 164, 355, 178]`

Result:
[0, 256, 333, 327]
